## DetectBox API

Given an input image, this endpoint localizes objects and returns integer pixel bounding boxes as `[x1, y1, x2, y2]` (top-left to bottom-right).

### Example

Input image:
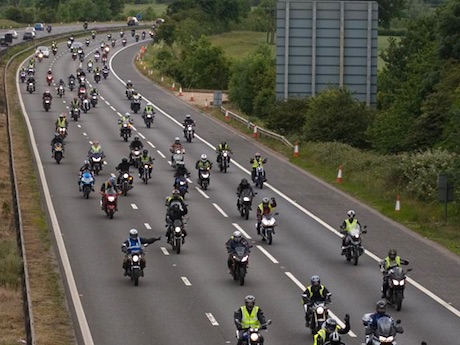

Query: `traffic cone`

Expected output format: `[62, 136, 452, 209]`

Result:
[336, 165, 343, 184]
[293, 141, 299, 157]
[178, 87, 183, 96]
[225, 110, 230, 122]
[395, 194, 401, 211]
[205, 99, 208, 110]
[171, 82, 176, 91]
[161, 76, 164, 82]
[253, 125, 258, 138]
[190, 94, 195, 102]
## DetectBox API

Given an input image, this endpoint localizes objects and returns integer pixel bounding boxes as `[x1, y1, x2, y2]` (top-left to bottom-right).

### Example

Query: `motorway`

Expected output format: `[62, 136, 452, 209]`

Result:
[16, 32, 460, 345]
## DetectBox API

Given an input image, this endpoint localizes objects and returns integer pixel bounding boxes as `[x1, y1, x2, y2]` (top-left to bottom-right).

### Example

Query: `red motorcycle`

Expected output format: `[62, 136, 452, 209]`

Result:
[46, 74, 53, 86]
[101, 192, 119, 219]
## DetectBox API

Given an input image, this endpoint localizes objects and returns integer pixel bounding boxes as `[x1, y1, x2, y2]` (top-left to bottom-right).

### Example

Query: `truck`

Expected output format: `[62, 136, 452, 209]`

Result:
[127, 17, 139, 26]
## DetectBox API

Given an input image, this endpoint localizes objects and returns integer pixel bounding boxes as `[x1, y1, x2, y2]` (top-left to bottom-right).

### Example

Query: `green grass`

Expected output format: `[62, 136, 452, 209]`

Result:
[123, 2, 168, 17]
[209, 31, 274, 61]
[0, 19, 21, 29]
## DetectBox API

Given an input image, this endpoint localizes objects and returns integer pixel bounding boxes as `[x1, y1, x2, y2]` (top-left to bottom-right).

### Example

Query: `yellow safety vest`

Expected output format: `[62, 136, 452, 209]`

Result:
[56, 118, 66, 128]
[240, 306, 260, 329]
[344, 219, 357, 232]
[91, 146, 101, 153]
[252, 158, 263, 168]
[384, 256, 401, 270]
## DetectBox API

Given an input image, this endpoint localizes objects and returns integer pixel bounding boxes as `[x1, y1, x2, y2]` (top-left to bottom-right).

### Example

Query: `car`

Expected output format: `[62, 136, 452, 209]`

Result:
[35, 46, 50, 58]
[127, 17, 139, 26]
[22, 32, 35, 41]
[0, 36, 9, 47]
[6, 30, 18, 39]
[70, 41, 84, 50]
[34, 23, 45, 31]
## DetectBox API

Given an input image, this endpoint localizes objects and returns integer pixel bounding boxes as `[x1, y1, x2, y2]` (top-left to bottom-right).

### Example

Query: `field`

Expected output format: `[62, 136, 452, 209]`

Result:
[122, 2, 168, 18]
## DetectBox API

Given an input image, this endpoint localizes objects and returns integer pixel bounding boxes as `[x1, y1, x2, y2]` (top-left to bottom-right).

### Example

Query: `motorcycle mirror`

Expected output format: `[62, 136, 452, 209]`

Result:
[363, 225, 368, 229]
[266, 319, 272, 325]
[396, 319, 401, 324]
[362, 230, 367, 234]
[407, 268, 413, 272]
[274, 212, 279, 215]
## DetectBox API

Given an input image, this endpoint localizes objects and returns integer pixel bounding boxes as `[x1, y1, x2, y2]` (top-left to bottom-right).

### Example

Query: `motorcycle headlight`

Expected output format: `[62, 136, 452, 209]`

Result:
[250, 333, 259, 342]
[223, 152, 228, 157]
[316, 306, 324, 314]
[174, 227, 181, 233]
[400, 280, 405, 286]
[241, 255, 248, 262]
[144, 164, 149, 168]
[132, 255, 139, 263]
[107, 196, 115, 202]
[392, 279, 400, 286]
[147, 114, 152, 118]
[379, 336, 394, 343]
[123, 124, 128, 128]
[123, 173, 129, 178]
[354, 234, 360, 238]
[243, 197, 250, 202]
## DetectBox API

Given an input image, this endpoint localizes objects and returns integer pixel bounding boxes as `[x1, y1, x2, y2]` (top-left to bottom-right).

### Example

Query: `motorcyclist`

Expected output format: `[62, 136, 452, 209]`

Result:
[58, 78, 66, 87]
[143, 102, 155, 120]
[55, 113, 68, 131]
[86, 59, 93, 70]
[169, 137, 184, 162]
[42, 90, 53, 102]
[139, 149, 154, 178]
[93, 66, 101, 75]
[78, 160, 94, 191]
[51, 40, 57, 49]
[119, 112, 134, 129]
[26, 75, 36, 91]
[28, 57, 35, 68]
[89, 87, 98, 96]
[100, 177, 120, 211]
[116, 158, 133, 185]
[174, 161, 190, 178]
[164, 189, 188, 240]
[314, 317, 350, 345]
[364, 300, 403, 345]
[216, 140, 232, 164]
[131, 90, 141, 109]
[234, 295, 267, 345]
[121, 229, 161, 276]
[236, 178, 255, 209]
[70, 97, 80, 109]
[130, 136, 144, 151]
[46, 69, 53, 80]
[91, 30, 96, 37]
[126, 80, 133, 89]
[256, 197, 277, 236]
[302, 275, 332, 327]
[50, 133, 64, 157]
[102, 64, 110, 74]
[250, 153, 267, 182]
[182, 114, 195, 138]
[68, 73, 76, 85]
[340, 210, 363, 255]
[379, 249, 409, 298]
[195, 154, 212, 183]
[225, 230, 251, 273]
[88, 140, 105, 157]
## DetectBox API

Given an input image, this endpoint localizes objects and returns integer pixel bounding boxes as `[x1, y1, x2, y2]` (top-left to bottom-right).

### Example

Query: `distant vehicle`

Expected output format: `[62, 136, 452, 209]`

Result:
[35, 46, 50, 58]
[0, 36, 9, 47]
[23, 32, 35, 41]
[6, 30, 18, 39]
[25, 27, 36, 34]
[70, 41, 84, 50]
[155, 18, 165, 25]
[34, 23, 45, 31]
[127, 17, 139, 26]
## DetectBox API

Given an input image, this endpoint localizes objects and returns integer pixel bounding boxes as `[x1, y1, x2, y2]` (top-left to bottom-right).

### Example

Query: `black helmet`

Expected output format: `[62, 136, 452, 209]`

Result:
[241, 178, 248, 185]
[376, 300, 387, 314]
[142, 149, 148, 155]
[244, 295, 255, 309]
[310, 275, 320, 287]
[122, 158, 128, 163]
[324, 318, 337, 333]
[134, 136, 140, 141]
[221, 141, 226, 146]
[388, 249, 397, 260]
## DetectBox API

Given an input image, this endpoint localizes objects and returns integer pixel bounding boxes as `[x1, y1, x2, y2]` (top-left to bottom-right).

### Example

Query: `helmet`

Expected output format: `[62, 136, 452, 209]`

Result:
[201, 154, 207, 161]
[74, 97, 78, 101]
[172, 189, 180, 197]
[59, 112, 65, 118]
[388, 249, 397, 260]
[127, 80, 131, 84]
[45, 90, 50, 94]
[244, 295, 256, 309]
[376, 300, 387, 314]
[93, 140, 99, 145]
[125, 112, 131, 118]
[324, 318, 337, 333]
[310, 275, 320, 287]
[221, 141, 226, 146]
[108, 176, 116, 185]
[147, 102, 153, 107]
[129, 228, 138, 239]
[255, 152, 261, 158]
[175, 137, 180, 142]
[233, 230, 242, 242]
[122, 158, 128, 163]
[134, 136, 140, 141]
[142, 149, 148, 155]
[241, 178, 248, 185]
[186, 114, 191, 119]
[83, 160, 89, 165]
[262, 197, 270, 204]
[347, 210, 355, 218]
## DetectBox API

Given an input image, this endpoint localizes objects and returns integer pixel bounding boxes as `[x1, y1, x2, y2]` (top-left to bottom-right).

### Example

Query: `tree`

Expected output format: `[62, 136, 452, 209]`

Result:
[266, 97, 309, 136]
[437, 0, 460, 60]
[377, 0, 406, 28]
[253, 0, 276, 43]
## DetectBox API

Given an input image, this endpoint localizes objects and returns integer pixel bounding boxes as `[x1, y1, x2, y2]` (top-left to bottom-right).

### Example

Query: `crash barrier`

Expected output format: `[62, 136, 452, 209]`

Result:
[1, 24, 138, 345]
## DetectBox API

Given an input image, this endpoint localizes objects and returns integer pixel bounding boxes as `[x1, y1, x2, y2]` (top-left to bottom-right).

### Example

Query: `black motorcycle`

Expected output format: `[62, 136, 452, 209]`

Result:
[143, 111, 154, 128]
[363, 314, 403, 345]
[218, 149, 231, 173]
[89, 153, 104, 175]
[140, 163, 152, 184]
[174, 175, 189, 198]
[119, 122, 131, 142]
[198, 167, 211, 190]
[53, 143, 64, 164]
[230, 246, 250, 286]
[167, 218, 185, 254]
[131, 98, 141, 113]
[119, 171, 134, 196]
[341, 224, 367, 265]
[237, 189, 255, 220]
[302, 298, 331, 335]
[385, 267, 412, 311]
[71, 107, 80, 121]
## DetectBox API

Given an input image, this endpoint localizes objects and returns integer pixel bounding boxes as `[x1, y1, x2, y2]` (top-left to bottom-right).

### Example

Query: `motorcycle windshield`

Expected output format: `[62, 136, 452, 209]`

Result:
[390, 267, 404, 280]
[106, 187, 116, 194]
[241, 189, 252, 198]
[173, 153, 183, 161]
[376, 317, 395, 337]
[349, 225, 361, 237]
[235, 246, 247, 257]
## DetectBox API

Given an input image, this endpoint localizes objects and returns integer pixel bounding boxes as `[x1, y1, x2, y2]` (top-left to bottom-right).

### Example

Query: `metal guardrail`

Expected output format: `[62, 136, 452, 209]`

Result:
[219, 106, 294, 148]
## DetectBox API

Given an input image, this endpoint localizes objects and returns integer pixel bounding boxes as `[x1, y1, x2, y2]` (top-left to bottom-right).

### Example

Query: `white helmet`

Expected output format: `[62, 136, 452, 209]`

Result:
[124, 112, 131, 118]
[201, 154, 207, 161]
[347, 210, 355, 218]
[129, 228, 138, 239]
[147, 102, 153, 107]
[233, 230, 242, 242]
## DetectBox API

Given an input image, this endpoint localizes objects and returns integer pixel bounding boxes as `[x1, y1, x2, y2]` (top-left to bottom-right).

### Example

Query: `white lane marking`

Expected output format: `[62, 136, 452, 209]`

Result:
[196, 187, 209, 199]
[156, 150, 165, 158]
[181, 277, 192, 286]
[105, 101, 110, 106]
[256, 245, 279, 264]
[213, 203, 228, 217]
[205, 313, 219, 326]
[186, 178, 192, 183]
[131, 204, 138, 210]
[110, 173, 116, 178]
[232, 223, 252, 240]
[77, 124, 81, 128]
[284, 272, 356, 337]
[117, 112, 122, 117]
[103, 161, 108, 165]
[110, 41, 460, 319]
[100, 95, 105, 101]
[138, 133, 145, 139]
[160, 247, 169, 255]
[82, 132, 87, 136]
[110, 106, 116, 111]
[144, 223, 151, 230]
[147, 141, 155, 148]
[131, 125, 137, 131]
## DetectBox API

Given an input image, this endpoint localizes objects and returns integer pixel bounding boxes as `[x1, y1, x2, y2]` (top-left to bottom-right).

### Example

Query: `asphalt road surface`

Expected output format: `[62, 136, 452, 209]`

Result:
[16, 32, 460, 345]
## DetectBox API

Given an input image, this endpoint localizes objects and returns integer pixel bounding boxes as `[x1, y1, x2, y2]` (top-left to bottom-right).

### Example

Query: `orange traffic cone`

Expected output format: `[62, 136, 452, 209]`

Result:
[253, 125, 258, 138]
[171, 82, 176, 91]
[161, 76, 164, 82]
[293, 141, 299, 157]
[395, 194, 401, 211]
[190, 93, 194, 102]
[178, 87, 183, 96]
[225, 110, 230, 122]
[336, 165, 343, 184]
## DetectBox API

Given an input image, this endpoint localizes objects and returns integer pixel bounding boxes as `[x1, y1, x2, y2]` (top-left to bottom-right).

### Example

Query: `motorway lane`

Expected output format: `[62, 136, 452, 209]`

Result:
[17, 37, 460, 345]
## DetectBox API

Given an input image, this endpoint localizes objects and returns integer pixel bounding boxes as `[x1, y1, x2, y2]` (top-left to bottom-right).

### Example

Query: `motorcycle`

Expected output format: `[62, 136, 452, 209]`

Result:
[119, 172, 134, 196]
[87, 62, 93, 73]
[101, 193, 118, 219]
[171, 149, 184, 169]
[362, 314, 403, 345]
[254, 162, 266, 189]
[89, 153, 104, 175]
[111, 39, 115, 48]
[123, 244, 149, 286]
[102, 69, 109, 79]
[85, 39, 90, 47]
[90, 94, 98, 107]
[46, 25, 52, 33]
[198, 167, 211, 190]
[70, 107, 80, 121]
[57, 85, 65, 98]
[167, 218, 185, 254]
[120, 31, 124, 38]
[131, 98, 141, 113]
[185, 124, 194, 143]
[142, 31, 146, 40]
[130, 149, 142, 168]
[341, 224, 367, 265]
[72, 52, 77, 60]
[237, 189, 255, 220]
[122, 38, 127, 47]
[91, 32, 96, 39]
[81, 99, 90, 113]
[94, 72, 101, 84]
[135, 35, 139, 42]
[67, 40, 72, 48]
[94, 52, 100, 62]
[304, 300, 330, 335]
[69, 79, 75, 91]
[174, 175, 189, 198]
[131, 29, 135, 37]
[27, 82, 35, 93]
[20, 71, 26, 83]
[385, 267, 412, 311]
[27, 67, 35, 76]
[57, 127, 67, 140]
[230, 245, 250, 286]
[43, 98, 51, 112]
[235, 320, 271, 345]
[46, 74, 53, 86]
[218, 149, 230, 173]
[101, 55, 107, 65]
[259, 212, 278, 245]
[52, 47, 57, 55]
[126, 88, 134, 100]
[37, 52, 43, 62]
[78, 86, 87, 98]
[83, 22, 88, 30]
[140, 163, 152, 184]
[143, 111, 154, 128]
[120, 122, 132, 142]
[80, 171, 94, 199]
[53, 143, 64, 164]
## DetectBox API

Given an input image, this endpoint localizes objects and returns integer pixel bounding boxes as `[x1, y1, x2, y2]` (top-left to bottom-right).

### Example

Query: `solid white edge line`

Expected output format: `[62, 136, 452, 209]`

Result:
[205, 312, 219, 326]
[181, 277, 192, 286]
[232, 223, 252, 240]
[256, 245, 279, 264]
[195, 187, 209, 199]
[17, 57, 94, 345]
[212, 203, 228, 217]
[110, 40, 460, 320]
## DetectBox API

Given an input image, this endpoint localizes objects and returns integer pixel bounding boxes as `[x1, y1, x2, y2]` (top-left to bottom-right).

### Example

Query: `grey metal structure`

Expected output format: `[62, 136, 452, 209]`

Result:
[276, 0, 378, 105]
